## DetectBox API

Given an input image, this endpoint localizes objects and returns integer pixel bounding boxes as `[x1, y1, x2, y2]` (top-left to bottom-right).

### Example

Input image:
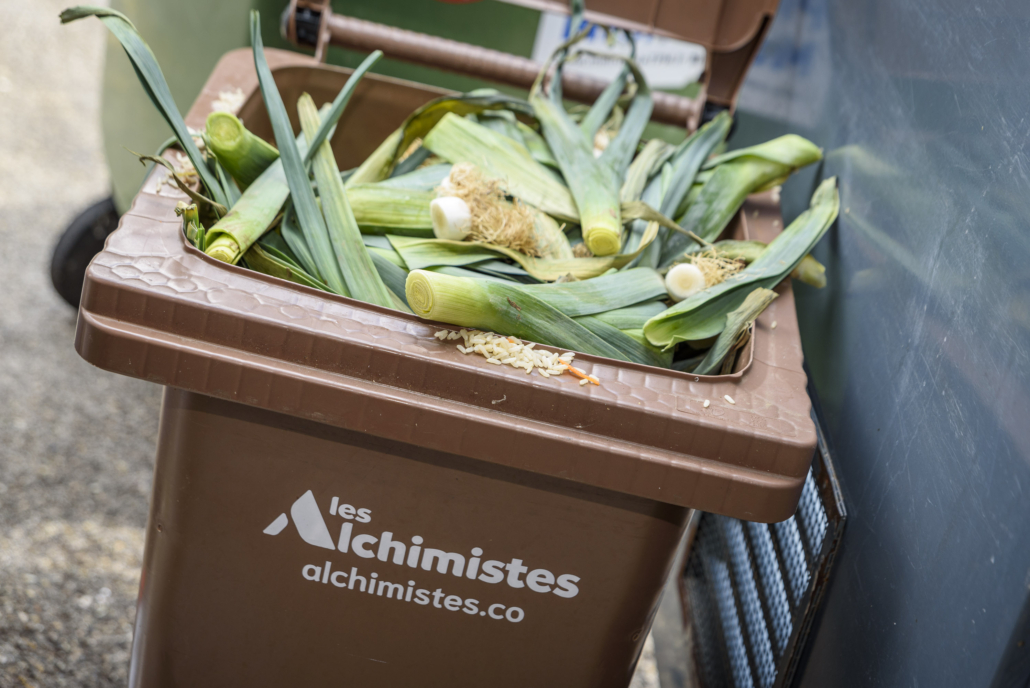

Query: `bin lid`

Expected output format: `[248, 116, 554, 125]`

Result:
[287, 0, 778, 119]
[495, 0, 779, 107]
[75, 49, 816, 523]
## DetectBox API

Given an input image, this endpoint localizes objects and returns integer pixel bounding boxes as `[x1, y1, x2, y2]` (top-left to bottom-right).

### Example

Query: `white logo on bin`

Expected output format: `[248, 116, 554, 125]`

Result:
[264, 489, 334, 549]
[263, 490, 581, 601]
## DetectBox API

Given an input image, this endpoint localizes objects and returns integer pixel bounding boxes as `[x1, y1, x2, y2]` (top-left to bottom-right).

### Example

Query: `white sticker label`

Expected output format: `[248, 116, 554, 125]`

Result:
[531, 13, 706, 89]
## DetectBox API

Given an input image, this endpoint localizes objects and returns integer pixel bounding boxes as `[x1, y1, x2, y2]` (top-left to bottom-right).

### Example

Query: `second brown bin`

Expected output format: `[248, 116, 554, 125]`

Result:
[76, 9, 817, 687]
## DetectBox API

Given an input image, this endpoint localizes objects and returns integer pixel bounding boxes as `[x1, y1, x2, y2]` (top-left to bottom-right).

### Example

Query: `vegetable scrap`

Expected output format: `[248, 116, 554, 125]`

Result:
[211, 87, 246, 114]
[62, 2, 839, 382]
[434, 329, 598, 384]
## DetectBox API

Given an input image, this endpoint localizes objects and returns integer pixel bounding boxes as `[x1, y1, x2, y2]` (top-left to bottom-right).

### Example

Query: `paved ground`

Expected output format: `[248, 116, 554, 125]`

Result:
[0, 2, 659, 686]
[0, 1, 162, 686]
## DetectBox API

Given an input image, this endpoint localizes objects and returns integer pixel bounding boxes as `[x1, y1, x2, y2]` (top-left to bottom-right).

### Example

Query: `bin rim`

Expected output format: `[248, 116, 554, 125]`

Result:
[74, 49, 816, 523]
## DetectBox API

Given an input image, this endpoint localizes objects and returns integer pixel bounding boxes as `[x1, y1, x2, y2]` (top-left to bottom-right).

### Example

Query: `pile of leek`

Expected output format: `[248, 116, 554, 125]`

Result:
[63, 2, 838, 377]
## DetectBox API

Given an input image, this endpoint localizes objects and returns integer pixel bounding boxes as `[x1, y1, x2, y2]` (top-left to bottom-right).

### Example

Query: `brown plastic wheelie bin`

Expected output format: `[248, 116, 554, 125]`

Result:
[75, 3, 818, 686]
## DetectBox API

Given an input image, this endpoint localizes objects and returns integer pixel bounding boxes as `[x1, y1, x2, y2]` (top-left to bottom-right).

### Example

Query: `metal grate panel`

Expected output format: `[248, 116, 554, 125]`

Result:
[680, 422, 845, 688]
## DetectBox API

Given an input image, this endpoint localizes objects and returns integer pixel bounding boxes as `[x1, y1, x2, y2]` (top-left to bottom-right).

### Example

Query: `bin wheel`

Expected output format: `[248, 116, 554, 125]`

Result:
[50, 196, 120, 308]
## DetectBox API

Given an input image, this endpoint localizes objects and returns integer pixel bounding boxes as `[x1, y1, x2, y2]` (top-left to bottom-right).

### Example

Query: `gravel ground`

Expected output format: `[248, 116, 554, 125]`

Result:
[0, 3, 660, 687]
[0, 1, 163, 685]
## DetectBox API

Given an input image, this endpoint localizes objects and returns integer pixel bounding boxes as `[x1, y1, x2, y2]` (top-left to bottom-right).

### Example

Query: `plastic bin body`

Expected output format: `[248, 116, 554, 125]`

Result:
[77, 49, 817, 687]
[129, 389, 685, 687]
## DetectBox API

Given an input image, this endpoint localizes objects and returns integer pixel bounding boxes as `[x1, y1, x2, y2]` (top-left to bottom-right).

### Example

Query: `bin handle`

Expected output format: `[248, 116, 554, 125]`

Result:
[283, 0, 703, 129]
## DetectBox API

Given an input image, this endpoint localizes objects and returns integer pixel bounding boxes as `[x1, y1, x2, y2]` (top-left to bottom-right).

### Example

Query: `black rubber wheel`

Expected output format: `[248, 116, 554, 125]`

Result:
[50, 196, 120, 308]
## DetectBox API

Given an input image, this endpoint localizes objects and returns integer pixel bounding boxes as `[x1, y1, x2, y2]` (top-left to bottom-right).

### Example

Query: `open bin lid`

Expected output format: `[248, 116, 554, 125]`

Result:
[498, 0, 779, 108]
[285, 0, 779, 129]
[75, 49, 815, 524]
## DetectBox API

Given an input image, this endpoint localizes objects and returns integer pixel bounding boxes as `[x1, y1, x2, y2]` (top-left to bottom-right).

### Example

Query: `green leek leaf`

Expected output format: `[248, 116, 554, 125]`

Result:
[659, 134, 822, 266]
[644, 177, 839, 348]
[60, 6, 230, 209]
[249, 11, 348, 296]
[691, 288, 777, 375]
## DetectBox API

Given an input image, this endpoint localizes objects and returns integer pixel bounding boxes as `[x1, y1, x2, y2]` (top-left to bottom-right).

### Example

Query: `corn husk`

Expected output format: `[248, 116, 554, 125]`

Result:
[659, 134, 822, 266]
[644, 178, 839, 348]
[691, 288, 777, 375]
[405, 269, 632, 362]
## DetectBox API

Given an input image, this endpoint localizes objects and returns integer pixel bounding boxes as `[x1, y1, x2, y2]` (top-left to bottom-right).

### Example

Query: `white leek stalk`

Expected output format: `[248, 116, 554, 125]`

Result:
[430, 197, 472, 240]
[665, 263, 706, 302]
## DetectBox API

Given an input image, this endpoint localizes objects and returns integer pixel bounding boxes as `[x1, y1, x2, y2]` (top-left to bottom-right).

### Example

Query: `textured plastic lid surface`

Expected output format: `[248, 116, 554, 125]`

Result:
[74, 49, 816, 523]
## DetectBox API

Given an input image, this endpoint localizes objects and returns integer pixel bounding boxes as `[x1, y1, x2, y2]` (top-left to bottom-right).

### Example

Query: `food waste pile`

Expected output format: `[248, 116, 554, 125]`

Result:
[63, 3, 838, 385]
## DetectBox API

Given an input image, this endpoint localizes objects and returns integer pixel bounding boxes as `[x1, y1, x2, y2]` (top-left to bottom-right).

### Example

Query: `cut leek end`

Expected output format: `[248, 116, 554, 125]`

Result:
[406, 269, 487, 328]
[174, 201, 199, 226]
[430, 197, 472, 241]
[406, 269, 436, 318]
[666, 263, 706, 301]
[585, 227, 621, 256]
[205, 235, 242, 264]
[204, 110, 279, 189]
[793, 254, 827, 288]
[205, 111, 244, 151]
